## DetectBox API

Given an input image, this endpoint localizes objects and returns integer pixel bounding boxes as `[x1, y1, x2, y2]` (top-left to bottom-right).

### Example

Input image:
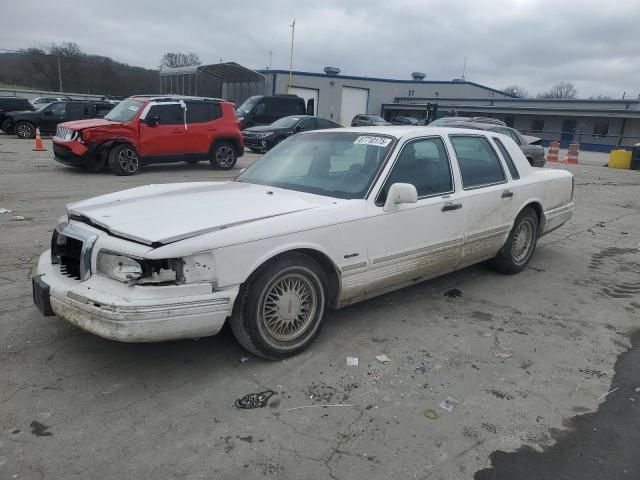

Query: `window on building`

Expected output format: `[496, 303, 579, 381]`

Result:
[592, 120, 610, 138]
[531, 119, 545, 132]
[450, 135, 506, 188]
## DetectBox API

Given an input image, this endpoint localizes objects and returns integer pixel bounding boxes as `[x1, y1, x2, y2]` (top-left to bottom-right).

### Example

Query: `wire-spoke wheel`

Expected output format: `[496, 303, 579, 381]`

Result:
[210, 142, 237, 170]
[108, 144, 142, 176]
[230, 254, 328, 359]
[490, 207, 539, 274]
[16, 122, 35, 139]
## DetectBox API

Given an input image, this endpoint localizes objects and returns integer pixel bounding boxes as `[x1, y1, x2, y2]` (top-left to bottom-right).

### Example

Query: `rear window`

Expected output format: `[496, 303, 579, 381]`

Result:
[493, 137, 520, 180]
[0, 98, 32, 111]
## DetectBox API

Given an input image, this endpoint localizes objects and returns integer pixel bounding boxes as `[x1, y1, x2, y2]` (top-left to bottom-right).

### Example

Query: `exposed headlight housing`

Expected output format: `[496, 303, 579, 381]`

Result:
[255, 131, 273, 138]
[97, 250, 181, 285]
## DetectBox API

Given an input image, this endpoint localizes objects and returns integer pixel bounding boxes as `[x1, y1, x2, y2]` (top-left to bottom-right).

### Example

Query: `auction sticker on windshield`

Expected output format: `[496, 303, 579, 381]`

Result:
[354, 136, 392, 147]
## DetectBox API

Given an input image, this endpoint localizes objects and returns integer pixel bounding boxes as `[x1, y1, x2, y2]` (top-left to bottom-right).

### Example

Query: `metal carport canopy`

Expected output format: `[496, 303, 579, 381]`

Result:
[159, 62, 264, 83]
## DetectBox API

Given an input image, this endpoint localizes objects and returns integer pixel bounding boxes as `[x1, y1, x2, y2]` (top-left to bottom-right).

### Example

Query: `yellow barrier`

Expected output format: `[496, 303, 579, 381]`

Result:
[608, 150, 632, 169]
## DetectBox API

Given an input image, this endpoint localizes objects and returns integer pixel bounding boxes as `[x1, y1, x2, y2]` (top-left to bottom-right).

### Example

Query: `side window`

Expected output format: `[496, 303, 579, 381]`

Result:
[493, 137, 520, 180]
[147, 104, 183, 125]
[297, 118, 317, 131]
[450, 135, 506, 188]
[211, 103, 222, 120]
[506, 128, 521, 145]
[95, 104, 113, 117]
[379, 137, 453, 202]
[47, 103, 66, 116]
[317, 118, 338, 129]
[186, 102, 211, 123]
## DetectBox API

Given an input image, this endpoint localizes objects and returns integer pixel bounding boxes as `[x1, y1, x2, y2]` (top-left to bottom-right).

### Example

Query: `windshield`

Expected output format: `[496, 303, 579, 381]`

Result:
[271, 116, 305, 128]
[236, 96, 261, 116]
[370, 116, 387, 123]
[104, 99, 144, 122]
[237, 131, 394, 199]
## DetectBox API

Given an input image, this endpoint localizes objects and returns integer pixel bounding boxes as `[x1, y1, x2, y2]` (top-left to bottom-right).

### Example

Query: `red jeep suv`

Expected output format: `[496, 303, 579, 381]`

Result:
[52, 96, 243, 175]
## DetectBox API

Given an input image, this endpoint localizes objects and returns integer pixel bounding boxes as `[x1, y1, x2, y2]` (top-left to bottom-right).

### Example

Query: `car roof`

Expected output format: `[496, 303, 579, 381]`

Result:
[130, 95, 224, 102]
[313, 125, 505, 139]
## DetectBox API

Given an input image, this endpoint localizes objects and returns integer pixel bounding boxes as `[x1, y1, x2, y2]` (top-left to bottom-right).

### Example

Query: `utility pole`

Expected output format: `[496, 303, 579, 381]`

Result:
[288, 19, 296, 93]
[57, 56, 63, 92]
[461, 56, 467, 81]
[268, 50, 272, 70]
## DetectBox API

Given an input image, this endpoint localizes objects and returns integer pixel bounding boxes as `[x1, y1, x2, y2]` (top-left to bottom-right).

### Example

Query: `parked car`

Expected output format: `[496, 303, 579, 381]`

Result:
[31, 96, 72, 108]
[351, 114, 391, 127]
[235, 94, 310, 130]
[5, 100, 114, 139]
[52, 96, 243, 175]
[0, 97, 34, 134]
[242, 115, 342, 152]
[430, 116, 507, 126]
[32, 126, 574, 358]
[437, 118, 546, 167]
[391, 116, 419, 125]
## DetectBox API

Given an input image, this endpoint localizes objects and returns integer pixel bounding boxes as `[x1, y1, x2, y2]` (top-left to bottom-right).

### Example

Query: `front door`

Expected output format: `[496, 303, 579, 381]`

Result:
[139, 103, 186, 160]
[41, 102, 66, 134]
[447, 134, 514, 268]
[561, 119, 577, 144]
[365, 136, 464, 294]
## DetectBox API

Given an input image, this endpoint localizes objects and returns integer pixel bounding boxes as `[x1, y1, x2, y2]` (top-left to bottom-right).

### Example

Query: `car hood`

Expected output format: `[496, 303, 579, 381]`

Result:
[243, 125, 289, 134]
[67, 181, 335, 245]
[59, 118, 121, 131]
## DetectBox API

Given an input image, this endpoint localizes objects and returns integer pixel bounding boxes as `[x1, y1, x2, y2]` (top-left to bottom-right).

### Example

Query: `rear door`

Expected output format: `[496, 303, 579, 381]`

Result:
[448, 134, 515, 268]
[184, 102, 223, 156]
[139, 103, 185, 160]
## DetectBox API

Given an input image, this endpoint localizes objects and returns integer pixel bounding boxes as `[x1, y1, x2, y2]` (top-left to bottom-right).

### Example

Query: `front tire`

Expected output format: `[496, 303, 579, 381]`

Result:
[231, 253, 328, 359]
[15, 121, 35, 139]
[108, 144, 142, 176]
[490, 207, 538, 274]
[210, 142, 237, 170]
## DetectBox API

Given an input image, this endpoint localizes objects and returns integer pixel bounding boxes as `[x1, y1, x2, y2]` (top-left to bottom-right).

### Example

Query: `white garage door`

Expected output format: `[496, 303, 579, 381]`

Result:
[340, 87, 368, 126]
[289, 87, 319, 115]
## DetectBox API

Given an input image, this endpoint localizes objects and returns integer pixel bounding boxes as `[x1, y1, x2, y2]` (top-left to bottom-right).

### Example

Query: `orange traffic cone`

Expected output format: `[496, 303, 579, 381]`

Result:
[546, 140, 560, 162]
[563, 142, 580, 164]
[33, 127, 46, 151]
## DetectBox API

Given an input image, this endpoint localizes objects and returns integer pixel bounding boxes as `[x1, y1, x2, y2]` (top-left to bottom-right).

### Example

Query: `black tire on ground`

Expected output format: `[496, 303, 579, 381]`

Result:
[248, 148, 262, 153]
[230, 253, 329, 359]
[490, 207, 539, 274]
[108, 144, 142, 176]
[1, 119, 15, 135]
[210, 142, 237, 170]
[15, 121, 36, 139]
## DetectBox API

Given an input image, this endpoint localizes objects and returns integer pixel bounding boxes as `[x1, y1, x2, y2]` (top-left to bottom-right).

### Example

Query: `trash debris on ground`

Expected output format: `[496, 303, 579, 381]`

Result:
[444, 288, 462, 298]
[494, 352, 513, 359]
[423, 408, 438, 419]
[0, 208, 12, 215]
[240, 355, 249, 363]
[367, 371, 383, 385]
[439, 397, 460, 412]
[597, 387, 618, 400]
[234, 390, 274, 409]
[346, 356, 359, 366]
[286, 391, 371, 412]
[634, 387, 640, 393]
[375, 354, 391, 364]
[13, 215, 25, 221]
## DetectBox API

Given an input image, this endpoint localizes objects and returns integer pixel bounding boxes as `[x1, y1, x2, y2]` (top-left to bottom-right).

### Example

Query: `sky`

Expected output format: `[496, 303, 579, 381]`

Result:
[2, 0, 639, 99]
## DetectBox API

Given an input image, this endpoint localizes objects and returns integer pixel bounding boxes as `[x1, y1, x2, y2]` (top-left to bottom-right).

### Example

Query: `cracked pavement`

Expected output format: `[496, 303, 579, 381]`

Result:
[1, 135, 639, 479]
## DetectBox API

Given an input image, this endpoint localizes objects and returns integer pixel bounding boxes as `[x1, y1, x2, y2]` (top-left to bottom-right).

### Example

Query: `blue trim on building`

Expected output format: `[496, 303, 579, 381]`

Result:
[394, 96, 640, 104]
[382, 102, 640, 116]
[257, 70, 513, 97]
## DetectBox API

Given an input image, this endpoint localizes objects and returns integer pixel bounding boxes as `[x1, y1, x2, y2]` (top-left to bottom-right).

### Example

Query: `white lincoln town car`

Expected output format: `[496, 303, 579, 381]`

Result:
[33, 127, 575, 359]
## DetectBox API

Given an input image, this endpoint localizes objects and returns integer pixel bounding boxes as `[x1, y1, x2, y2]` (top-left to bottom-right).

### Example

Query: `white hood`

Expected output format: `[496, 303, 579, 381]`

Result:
[67, 182, 335, 245]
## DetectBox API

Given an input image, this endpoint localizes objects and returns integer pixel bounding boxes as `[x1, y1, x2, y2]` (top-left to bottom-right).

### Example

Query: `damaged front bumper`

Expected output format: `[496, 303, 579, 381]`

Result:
[34, 251, 238, 342]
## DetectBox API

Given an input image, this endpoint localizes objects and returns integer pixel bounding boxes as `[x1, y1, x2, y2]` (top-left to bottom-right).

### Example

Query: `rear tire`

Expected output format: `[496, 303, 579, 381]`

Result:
[1, 119, 15, 135]
[108, 144, 142, 176]
[210, 142, 237, 170]
[15, 121, 35, 139]
[490, 207, 538, 274]
[230, 253, 328, 359]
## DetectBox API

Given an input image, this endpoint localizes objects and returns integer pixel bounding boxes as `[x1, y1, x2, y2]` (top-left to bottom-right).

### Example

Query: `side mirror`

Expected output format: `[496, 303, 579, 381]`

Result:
[383, 183, 418, 212]
[146, 116, 160, 127]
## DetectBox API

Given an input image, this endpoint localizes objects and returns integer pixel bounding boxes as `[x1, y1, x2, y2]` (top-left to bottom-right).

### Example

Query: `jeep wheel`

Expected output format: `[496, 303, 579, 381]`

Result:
[230, 253, 328, 359]
[1, 119, 15, 135]
[15, 122, 36, 139]
[108, 144, 142, 176]
[490, 207, 538, 274]
[210, 142, 237, 170]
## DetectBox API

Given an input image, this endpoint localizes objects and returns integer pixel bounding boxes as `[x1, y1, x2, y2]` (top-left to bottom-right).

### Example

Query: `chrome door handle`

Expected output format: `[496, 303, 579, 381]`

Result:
[501, 190, 514, 198]
[441, 202, 462, 212]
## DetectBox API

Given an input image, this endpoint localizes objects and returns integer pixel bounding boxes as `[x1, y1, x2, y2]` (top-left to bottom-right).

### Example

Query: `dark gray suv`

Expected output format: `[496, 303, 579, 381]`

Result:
[351, 114, 391, 127]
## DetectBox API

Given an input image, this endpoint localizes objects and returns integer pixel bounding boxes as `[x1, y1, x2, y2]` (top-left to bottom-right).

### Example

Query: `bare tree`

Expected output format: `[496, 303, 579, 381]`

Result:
[589, 94, 612, 100]
[160, 52, 202, 69]
[537, 82, 578, 99]
[502, 84, 529, 98]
